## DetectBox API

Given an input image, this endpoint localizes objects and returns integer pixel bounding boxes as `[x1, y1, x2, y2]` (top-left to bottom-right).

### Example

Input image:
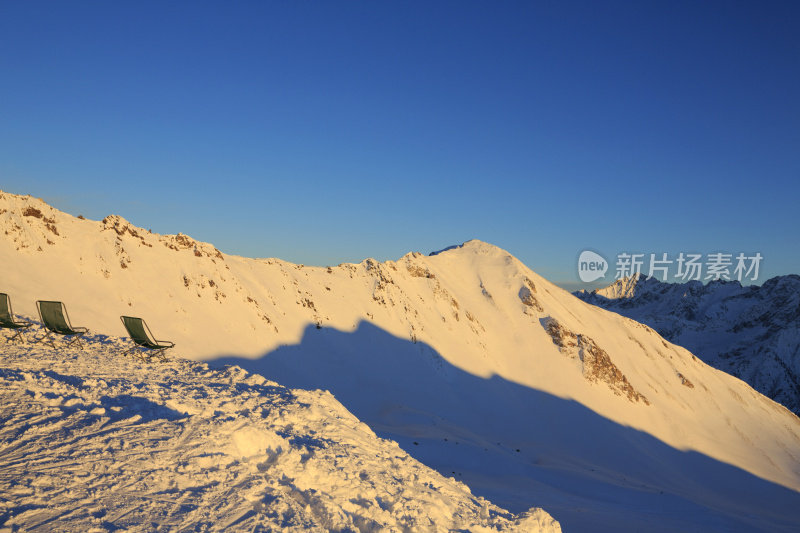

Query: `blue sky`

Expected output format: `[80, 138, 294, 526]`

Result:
[1, 1, 798, 288]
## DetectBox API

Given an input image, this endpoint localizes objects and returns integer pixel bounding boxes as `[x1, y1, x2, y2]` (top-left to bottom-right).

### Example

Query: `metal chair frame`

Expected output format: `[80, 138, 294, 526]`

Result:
[0, 293, 32, 343]
[35, 300, 88, 349]
[120, 316, 174, 362]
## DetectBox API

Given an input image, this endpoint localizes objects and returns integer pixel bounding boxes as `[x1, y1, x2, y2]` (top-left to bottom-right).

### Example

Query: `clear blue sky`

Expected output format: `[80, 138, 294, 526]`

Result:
[1, 1, 798, 288]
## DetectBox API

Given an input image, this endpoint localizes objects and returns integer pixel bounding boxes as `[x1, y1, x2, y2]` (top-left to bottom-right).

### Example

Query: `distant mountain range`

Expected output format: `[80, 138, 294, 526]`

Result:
[576, 273, 800, 416]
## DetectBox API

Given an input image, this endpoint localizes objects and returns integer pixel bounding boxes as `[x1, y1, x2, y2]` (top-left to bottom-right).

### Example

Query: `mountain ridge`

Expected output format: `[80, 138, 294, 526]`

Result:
[3, 190, 800, 531]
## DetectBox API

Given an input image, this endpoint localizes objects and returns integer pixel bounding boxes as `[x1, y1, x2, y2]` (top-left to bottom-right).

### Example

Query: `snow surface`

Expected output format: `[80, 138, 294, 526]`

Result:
[0, 329, 559, 532]
[2, 191, 800, 531]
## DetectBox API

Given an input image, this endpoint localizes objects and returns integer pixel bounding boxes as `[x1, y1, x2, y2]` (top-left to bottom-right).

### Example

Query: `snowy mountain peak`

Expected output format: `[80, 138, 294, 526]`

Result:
[428, 238, 513, 258]
[429, 242, 465, 255]
[589, 272, 659, 299]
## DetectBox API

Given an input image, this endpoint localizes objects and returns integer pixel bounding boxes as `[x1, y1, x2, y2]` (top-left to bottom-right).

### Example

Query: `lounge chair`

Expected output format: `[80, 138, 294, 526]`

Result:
[0, 293, 32, 343]
[36, 300, 88, 349]
[120, 316, 174, 362]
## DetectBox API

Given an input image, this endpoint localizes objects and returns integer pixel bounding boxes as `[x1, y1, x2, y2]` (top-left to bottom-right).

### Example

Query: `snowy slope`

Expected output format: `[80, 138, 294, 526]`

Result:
[576, 273, 800, 415]
[0, 329, 559, 532]
[2, 191, 800, 531]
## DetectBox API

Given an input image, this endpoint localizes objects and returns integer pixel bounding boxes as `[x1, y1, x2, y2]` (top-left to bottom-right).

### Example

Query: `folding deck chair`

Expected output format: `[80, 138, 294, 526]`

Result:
[36, 300, 88, 349]
[120, 316, 174, 362]
[0, 293, 32, 343]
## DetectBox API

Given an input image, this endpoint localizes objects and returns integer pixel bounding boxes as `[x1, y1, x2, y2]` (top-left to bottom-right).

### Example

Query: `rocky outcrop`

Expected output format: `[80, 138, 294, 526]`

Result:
[542, 317, 649, 404]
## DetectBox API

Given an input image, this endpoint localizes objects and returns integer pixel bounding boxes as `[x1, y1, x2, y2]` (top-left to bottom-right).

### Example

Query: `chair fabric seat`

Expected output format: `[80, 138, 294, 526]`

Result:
[0, 293, 31, 342]
[0, 318, 30, 330]
[120, 316, 174, 361]
[36, 300, 88, 348]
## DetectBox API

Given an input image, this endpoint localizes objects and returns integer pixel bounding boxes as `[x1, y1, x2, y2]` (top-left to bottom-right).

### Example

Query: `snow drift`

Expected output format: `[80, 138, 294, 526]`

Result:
[0, 331, 559, 531]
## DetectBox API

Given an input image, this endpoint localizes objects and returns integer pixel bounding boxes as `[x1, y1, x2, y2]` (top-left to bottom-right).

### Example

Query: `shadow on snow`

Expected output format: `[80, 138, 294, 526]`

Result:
[212, 321, 800, 532]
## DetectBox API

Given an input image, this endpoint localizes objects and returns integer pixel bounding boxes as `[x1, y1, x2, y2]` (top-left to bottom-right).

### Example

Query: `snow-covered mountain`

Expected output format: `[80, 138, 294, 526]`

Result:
[2, 191, 800, 531]
[0, 330, 558, 532]
[576, 273, 800, 416]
